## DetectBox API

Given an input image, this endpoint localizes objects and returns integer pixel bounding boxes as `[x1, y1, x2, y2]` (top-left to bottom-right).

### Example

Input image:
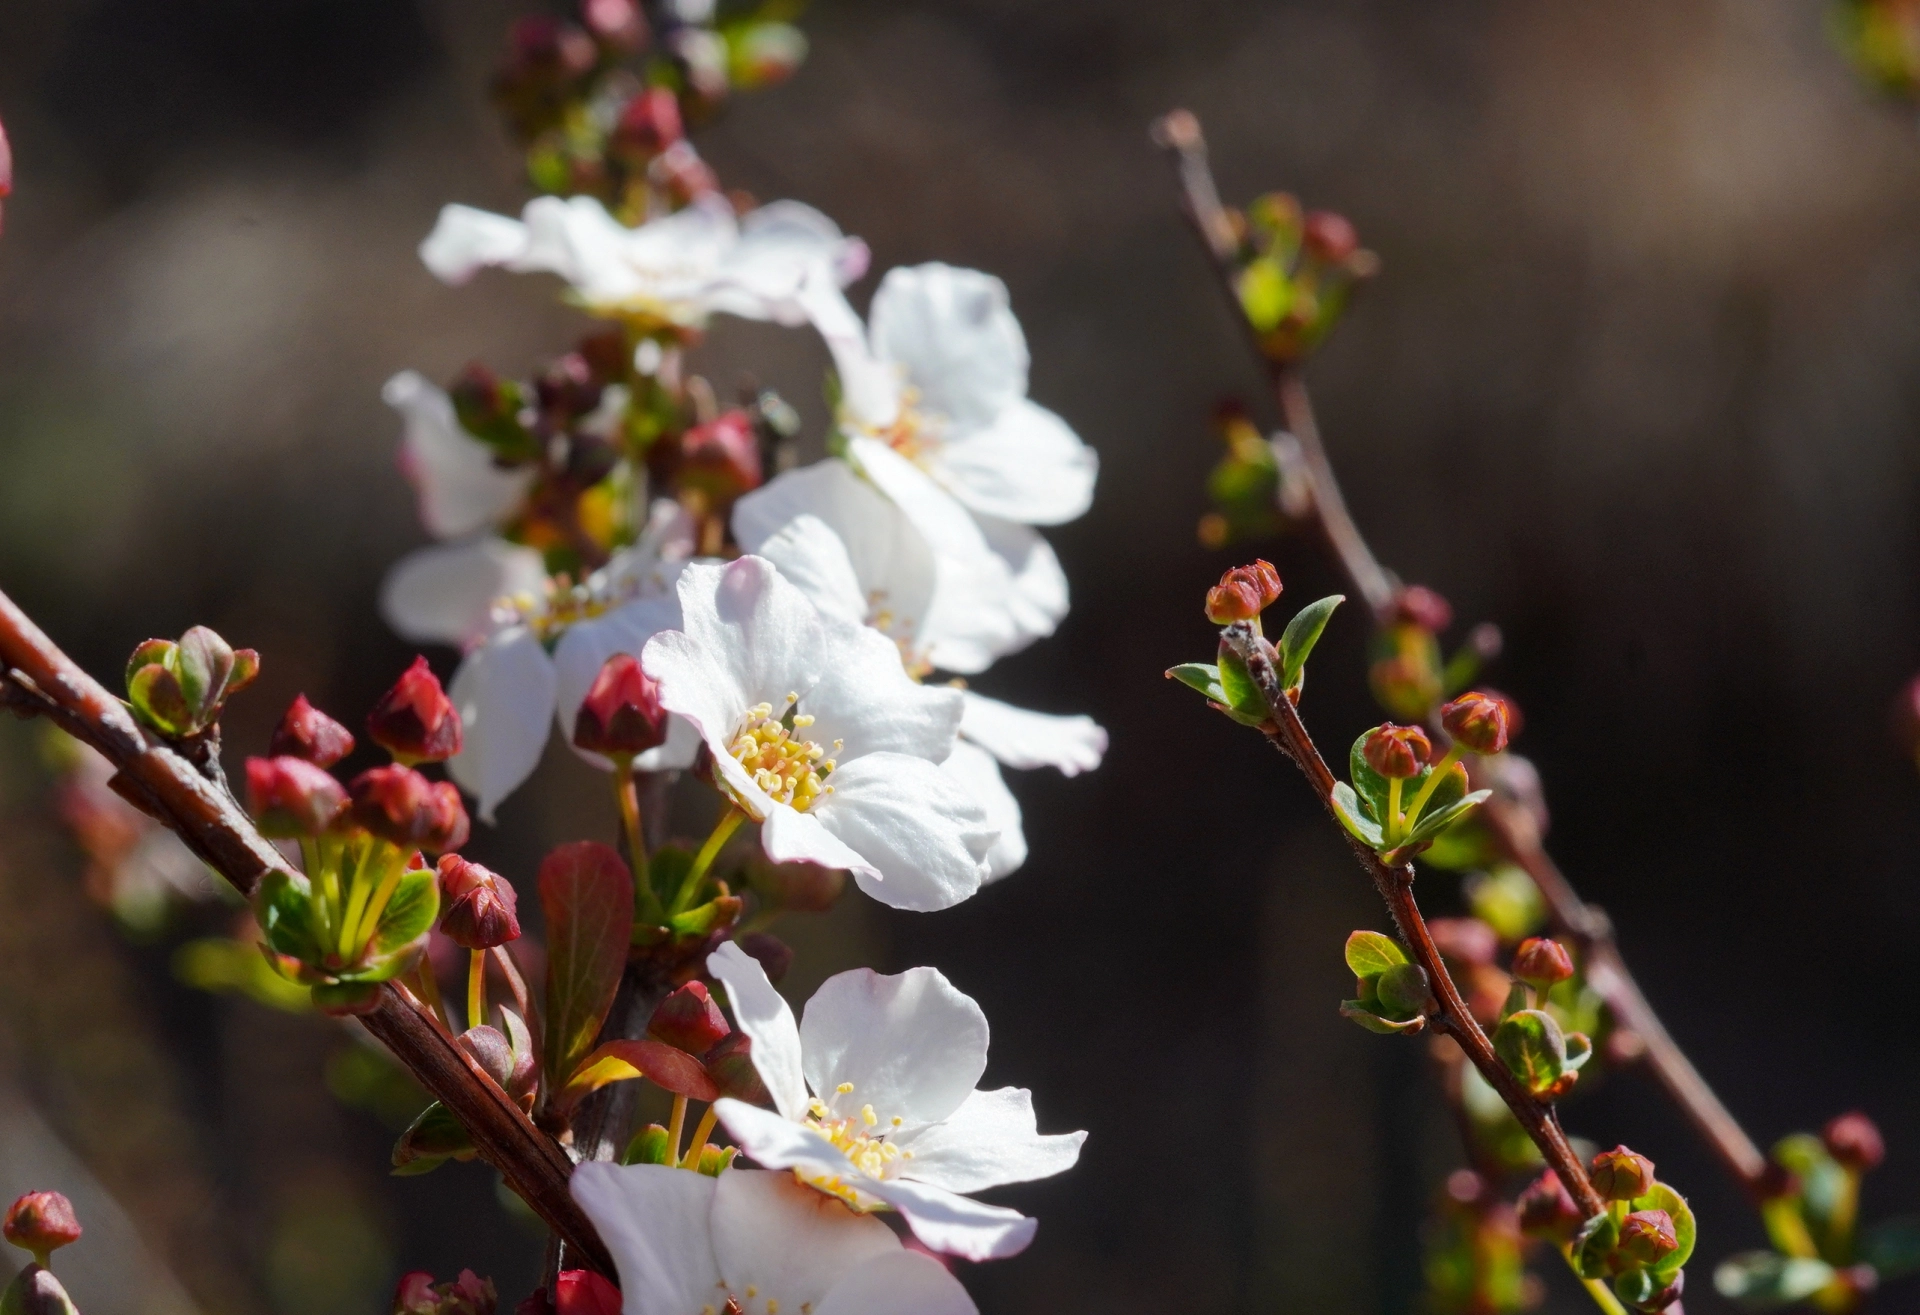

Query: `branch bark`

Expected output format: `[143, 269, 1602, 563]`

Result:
[0, 587, 615, 1275]
[1153, 109, 1771, 1200]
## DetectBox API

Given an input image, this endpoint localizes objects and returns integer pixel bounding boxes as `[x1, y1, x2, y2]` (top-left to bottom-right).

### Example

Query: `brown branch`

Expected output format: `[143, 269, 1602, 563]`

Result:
[0, 587, 615, 1274]
[1154, 109, 1772, 1200]
[1221, 623, 1607, 1221]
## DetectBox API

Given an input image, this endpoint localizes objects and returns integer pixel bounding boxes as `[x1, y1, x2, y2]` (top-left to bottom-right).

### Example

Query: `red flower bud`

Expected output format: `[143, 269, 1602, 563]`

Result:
[1515, 1170, 1581, 1240]
[1205, 560, 1282, 624]
[1441, 691, 1515, 755]
[1302, 210, 1359, 264]
[1512, 937, 1575, 992]
[367, 657, 463, 765]
[269, 694, 356, 767]
[246, 756, 349, 838]
[572, 655, 668, 760]
[647, 981, 731, 1055]
[554, 1270, 620, 1315]
[651, 410, 763, 505]
[3, 1193, 80, 1263]
[703, 1031, 771, 1105]
[437, 855, 521, 949]
[1428, 917, 1499, 967]
[1589, 1145, 1656, 1200]
[1618, 1209, 1679, 1265]
[583, 0, 647, 52]
[1387, 585, 1453, 633]
[393, 1273, 440, 1315]
[393, 1269, 497, 1315]
[350, 766, 470, 854]
[1824, 1111, 1885, 1171]
[1361, 724, 1430, 779]
[612, 86, 682, 158]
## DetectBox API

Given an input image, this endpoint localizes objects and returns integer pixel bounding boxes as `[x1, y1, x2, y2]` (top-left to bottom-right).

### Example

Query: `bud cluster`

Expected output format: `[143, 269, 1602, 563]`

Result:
[124, 625, 260, 739]
[1229, 191, 1380, 363]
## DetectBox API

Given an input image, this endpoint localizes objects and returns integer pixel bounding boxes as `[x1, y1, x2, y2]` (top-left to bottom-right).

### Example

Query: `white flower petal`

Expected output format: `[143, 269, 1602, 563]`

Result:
[445, 627, 559, 823]
[958, 692, 1107, 776]
[890, 1088, 1085, 1194]
[868, 264, 1028, 430]
[707, 942, 808, 1120]
[816, 1251, 977, 1315]
[804, 621, 962, 763]
[974, 513, 1070, 642]
[418, 205, 531, 285]
[710, 201, 869, 326]
[800, 274, 901, 428]
[737, 512, 869, 629]
[570, 1162, 721, 1315]
[760, 805, 876, 879]
[857, 1176, 1037, 1262]
[552, 596, 700, 773]
[811, 755, 992, 912]
[939, 740, 1026, 882]
[799, 965, 987, 1126]
[712, 1098, 862, 1183]
[933, 399, 1097, 527]
[384, 370, 533, 539]
[712, 1169, 899, 1313]
[378, 538, 547, 647]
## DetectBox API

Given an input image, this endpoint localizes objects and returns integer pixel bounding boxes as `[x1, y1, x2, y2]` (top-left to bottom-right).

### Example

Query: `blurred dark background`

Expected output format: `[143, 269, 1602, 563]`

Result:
[5, 1, 1920, 1312]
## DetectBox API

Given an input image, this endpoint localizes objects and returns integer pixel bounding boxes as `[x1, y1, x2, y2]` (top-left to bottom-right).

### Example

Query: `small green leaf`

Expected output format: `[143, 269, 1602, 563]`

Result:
[1574, 1212, 1619, 1279]
[1348, 732, 1392, 823]
[1712, 1252, 1835, 1308]
[370, 865, 440, 959]
[1216, 645, 1268, 722]
[622, 1123, 673, 1166]
[392, 1101, 476, 1176]
[1406, 789, 1492, 847]
[1493, 1008, 1570, 1098]
[541, 841, 636, 1085]
[1613, 1269, 1658, 1308]
[668, 896, 739, 940]
[1344, 930, 1409, 978]
[125, 638, 174, 684]
[1339, 1000, 1425, 1034]
[1863, 1216, 1920, 1279]
[173, 937, 314, 1012]
[254, 868, 321, 964]
[1237, 257, 1293, 333]
[696, 1145, 737, 1176]
[1331, 783, 1384, 848]
[128, 663, 194, 736]
[1276, 594, 1343, 695]
[1166, 663, 1223, 697]
[1498, 981, 1529, 1022]
[1375, 962, 1431, 1017]
[175, 626, 233, 713]
[1630, 1181, 1696, 1277]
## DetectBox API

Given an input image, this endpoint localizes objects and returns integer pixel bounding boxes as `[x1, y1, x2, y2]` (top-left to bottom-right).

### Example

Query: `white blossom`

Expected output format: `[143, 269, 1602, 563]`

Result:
[707, 942, 1084, 1262]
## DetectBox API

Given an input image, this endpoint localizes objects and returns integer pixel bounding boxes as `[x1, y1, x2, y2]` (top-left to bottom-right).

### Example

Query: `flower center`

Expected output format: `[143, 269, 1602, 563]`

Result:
[490, 571, 636, 644]
[864, 593, 933, 680]
[727, 695, 838, 815]
[790, 1083, 911, 1209]
[854, 384, 944, 469]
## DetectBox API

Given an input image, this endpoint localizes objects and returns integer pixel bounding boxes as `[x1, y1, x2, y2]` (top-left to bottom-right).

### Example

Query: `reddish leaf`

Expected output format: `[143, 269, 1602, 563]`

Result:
[565, 1039, 718, 1103]
[539, 841, 634, 1084]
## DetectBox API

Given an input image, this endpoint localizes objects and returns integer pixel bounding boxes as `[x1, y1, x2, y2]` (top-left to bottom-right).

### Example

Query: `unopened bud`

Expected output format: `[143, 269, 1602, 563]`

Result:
[1515, 1170, 1581, 1240]
[651, 140, 719, 205]
[1, 1267, 79, 1315]
[1512, 937, 1574, 992]
[652, 410, 762, 504]
[1362, 724, 1430, 779]
[350, 766, 470, 854]
[1428, 917, 1498, 967]
[582, 0, 646, 52]
[393, 1269, 497, 1315]
[1617, 1209, 1678, 1266]
[573, 655, 668, 760]
[270, 694, 355, 767]
[537, 353, 602, 426]
[1302, 211, 1359, 264]
[367, 658, 463, 765]
[438, 855, 521, 948]
[1441, 691, 1516, 755]
[738, 931, 792, 984]
[3, 1193, 80, 1264]
[647, 981, 731, 1055]
[246, 756, 349, 837]
[554, 1270, 620, 1315]
[1824, 1111, 1885, 1171]
[703, 1031, 771, 1105]
[1205, 560, 1282, 624]
[1588, 1145, 1655, 1200]
[612, 86, 682, 157]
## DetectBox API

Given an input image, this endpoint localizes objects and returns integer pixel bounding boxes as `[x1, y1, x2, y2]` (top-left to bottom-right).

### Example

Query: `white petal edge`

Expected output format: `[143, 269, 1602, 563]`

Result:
[958, 692, 1107, 776]
[810, 754, 992, 912]
[552, 596, 701, 774]
[867, 263, 1028, 430]
[816, 1250, 977, 1315]
[378, 538, 548, 647]
[418, 204, 531, 285]
[445, 628, 559, 824]
[933, 399, 1098, 527]
[890, 1087, 1086, 1194]
[384, 370, 534, 539]
[570, 1162, 720, 1315]
[712, 1168, 901, 1314]
[859, 1176, 1038, 1262]
[940, 740, 1026, 882]
[707, 943, 807, 1120]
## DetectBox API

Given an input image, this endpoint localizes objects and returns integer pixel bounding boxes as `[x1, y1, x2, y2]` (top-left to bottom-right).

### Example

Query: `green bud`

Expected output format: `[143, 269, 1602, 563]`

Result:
[623, 1124, 673, 1167]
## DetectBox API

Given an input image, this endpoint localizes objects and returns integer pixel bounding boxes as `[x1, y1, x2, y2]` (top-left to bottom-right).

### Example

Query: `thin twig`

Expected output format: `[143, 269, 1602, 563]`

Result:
[1154, 109, 1772, 1201]
[0, 587, 615, 1274]
[1221, 623, 1606, 1219]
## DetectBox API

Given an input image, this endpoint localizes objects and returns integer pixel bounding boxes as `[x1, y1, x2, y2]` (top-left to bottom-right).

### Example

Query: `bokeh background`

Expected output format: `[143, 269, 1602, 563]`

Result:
[4, 1, 1920, 1312]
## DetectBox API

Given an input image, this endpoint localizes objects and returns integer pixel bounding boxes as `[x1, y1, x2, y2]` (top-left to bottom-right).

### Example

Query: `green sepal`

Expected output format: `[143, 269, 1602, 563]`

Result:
[1711, 1252, 1834, 1308]
[1347, 732, 1394, 823]
[391, 1101, 477, 1176]
[1863, 1216, 1920, 1278]
[1629, 1180, 1696, 1278]
[369, 865, 440, 959]
[622, 1124, 673, 1166]
[1339, 999, 1425, 1034]
[1493, 1008, 1576, 1098]
[1405, 790, 1493, 847]
[1374, 961, 1431, 1016]
[645, 844, 695, 929]
[254, 868, 322, 965]
[1276, 594, 1343, 697]
[696, 1144, 738, 1176]
[1330, 783, 1384, 848]
[1166, 663, 1223, 697]
[1344, 930, 1410, 978]
[1574, 1212, 1619, 1279]
[1237, 256, 1293, 333]
[669, 895, 741, 941]
[1562, 1030, 1594, 1074]
[1613, 1268, 1658, 1308]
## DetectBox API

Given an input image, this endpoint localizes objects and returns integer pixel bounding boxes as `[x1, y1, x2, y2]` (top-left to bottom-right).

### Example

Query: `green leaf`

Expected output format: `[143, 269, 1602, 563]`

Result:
[370, 865, 439, 959]
[173, 937, 314, 1012]
[1417, 817, 1496, 871]
[1614, 1269, 1658, 1309]
[1276, 595, 1343, 695]
[1863, 1216, 1920, 1278]
[1339, 1000, 1425, 1034]
[1712, 1252, 1835, 1308]
[1374, 961, 1430, 1016]
[1493, 1009, 1570, 1098]
[254, 868, 320, 964]
[125, 638, 174, 685]
[1465, 864, 1546, 941]
[1215, 645, 1268, 723]
[1331, 783, 1384, 848]
[1630, 1181, 1696, 1277]
[1573, 1212, 1619, 1279]
[1348, 732, 1393, 823]
[1405, 790, 1493, 846]
[391, 1101, 476, 1176]
[646, 844, 694, 925]
[1344, 930, 1410, 979]
[1236, 257, 1293, 333]
[1166, 663, 1224, 697]
[174, 625, 233, 713]
[541, 841, 636, 1086]
[128, 663, 194, 736]
[1774, 1133, 1850, 1253]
